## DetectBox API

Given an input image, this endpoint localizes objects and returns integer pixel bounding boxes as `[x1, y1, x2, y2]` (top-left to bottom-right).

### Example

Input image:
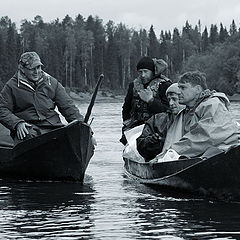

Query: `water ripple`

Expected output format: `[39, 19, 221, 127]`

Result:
[0, 100, 239, 239]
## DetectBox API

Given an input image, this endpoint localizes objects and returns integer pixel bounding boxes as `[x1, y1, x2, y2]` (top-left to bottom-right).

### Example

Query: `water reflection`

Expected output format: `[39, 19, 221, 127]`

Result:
[230, 102, 240, 122]
[0, 100, 239, 240]
[0, 180, 96, 239]
[121, 178, 240, 239]
[0, 180, 95, 210]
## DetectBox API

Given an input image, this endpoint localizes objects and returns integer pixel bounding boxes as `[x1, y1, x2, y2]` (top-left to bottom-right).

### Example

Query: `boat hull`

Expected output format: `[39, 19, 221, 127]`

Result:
[0, 121, 94, 181]
[124, 145, 240, 199]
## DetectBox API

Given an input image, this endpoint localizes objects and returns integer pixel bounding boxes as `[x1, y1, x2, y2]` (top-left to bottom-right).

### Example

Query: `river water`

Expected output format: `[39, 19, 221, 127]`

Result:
[0, 98, 240, 240]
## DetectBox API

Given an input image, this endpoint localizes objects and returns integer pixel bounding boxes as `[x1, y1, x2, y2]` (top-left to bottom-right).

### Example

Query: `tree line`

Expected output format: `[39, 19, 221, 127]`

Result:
[0, 15, 240, 94]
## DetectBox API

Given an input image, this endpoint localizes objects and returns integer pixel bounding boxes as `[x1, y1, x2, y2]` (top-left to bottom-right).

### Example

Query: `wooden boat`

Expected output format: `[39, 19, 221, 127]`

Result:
[123, 145, 240, 200]
[0, 120, 94, 181]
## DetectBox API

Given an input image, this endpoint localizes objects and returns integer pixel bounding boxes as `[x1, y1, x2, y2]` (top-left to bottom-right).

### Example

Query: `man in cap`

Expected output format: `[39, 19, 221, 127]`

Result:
[0, 51, 84, 145]
[120, 56, 172, 145]
[136, 83, 184, 161]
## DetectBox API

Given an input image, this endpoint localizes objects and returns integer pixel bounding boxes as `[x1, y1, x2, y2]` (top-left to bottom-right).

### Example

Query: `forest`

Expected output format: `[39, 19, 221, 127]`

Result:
[0, 14, 240, 95]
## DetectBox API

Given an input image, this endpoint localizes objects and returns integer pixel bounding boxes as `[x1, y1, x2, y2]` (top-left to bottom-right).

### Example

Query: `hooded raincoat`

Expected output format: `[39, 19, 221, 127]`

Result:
[171, 90, 240, 157]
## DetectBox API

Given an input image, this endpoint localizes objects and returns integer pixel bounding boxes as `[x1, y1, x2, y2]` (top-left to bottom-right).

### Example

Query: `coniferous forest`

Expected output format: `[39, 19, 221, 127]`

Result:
[1, 14, 240, 95]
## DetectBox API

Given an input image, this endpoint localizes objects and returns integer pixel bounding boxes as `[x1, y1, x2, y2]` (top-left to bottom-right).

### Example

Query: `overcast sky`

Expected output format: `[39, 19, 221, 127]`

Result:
[1, 0, 240, 33]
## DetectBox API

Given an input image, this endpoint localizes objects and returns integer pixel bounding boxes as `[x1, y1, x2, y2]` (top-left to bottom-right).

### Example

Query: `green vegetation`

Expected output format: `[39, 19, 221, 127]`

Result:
[0, 15, 240, 94]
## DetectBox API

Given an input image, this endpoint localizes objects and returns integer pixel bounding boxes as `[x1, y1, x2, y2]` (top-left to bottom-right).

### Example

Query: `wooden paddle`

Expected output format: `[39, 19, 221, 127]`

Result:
[84, 74, 104, 124]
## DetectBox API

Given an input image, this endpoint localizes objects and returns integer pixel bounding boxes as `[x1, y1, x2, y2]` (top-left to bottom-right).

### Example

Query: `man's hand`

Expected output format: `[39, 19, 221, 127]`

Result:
[147, 133, 161, 144]
[138, 87, 154, 103]
[123, 119, 132, 127]
[16, 122, 32, 140]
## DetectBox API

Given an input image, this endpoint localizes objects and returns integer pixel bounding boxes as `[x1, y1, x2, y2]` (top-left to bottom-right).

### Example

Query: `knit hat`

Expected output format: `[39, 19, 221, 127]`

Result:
[19, 52, 43, 69]
[166, 83, 181, 96]
[136, 56, 155, 73]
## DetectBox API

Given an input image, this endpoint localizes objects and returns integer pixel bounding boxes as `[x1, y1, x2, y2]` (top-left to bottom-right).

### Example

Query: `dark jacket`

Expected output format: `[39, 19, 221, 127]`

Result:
[137, 112, 173, 161]
[0, 71, 83, 131]
[122, 76, 171, 129]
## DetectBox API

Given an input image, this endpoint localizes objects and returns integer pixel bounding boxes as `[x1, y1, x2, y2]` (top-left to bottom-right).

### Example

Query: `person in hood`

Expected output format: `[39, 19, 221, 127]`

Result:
[159, 70, 240, 160]
[120, 56, 172, 145]
[0, 51, 84, 145]
[137, 83, 184, 161]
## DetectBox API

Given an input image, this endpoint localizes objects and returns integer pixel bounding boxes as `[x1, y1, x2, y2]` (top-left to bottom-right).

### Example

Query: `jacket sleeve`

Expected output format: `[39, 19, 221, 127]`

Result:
[122, 82, 133, 121]
[148, 81, 171, 113]
[171, 98, 239, 157]
[136, 115, 165, 161]
[0, 84, 24, 130]
[54, 81, 84, 123]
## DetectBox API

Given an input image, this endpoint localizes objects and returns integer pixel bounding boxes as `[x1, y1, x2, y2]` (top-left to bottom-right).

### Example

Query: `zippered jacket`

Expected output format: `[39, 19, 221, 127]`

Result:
[0, 71, 83, 131]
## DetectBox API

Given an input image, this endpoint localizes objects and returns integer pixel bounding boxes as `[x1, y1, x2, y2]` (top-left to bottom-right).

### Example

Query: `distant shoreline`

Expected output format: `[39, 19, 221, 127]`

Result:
[70, 90, 240, 103]
[227, 93, 240, 102]
[70, 90, 124, 104]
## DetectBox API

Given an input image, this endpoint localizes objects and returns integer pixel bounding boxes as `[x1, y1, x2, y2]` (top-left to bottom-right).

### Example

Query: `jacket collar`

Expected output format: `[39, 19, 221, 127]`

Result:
[185, 89, 216, 112]
[16, 70, 46, 90]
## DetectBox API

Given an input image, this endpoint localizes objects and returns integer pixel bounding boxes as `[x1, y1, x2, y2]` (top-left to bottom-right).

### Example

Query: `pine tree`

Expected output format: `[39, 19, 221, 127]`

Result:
[159, 30, 167, 59]
[105, 21, 119, 89]
[6, 21, 18, 79]
[172, 28, 183, 73]
[219, 23, 228, 42]
[202, 27, 209, 52]
[148, 25, 159, 58]
[139, 29, 148, 56]
[209, 24, 218, 45]
[86, 16, 105, 86]
[230, 20, 237, 36]
[130, 30, 141, 79]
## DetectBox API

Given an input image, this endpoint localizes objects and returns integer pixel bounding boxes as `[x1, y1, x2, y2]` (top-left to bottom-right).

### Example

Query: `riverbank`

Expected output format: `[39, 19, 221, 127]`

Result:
[228, 93, 240, 101]
[69, 89, 125, 103]
[70, 90, 240, 103]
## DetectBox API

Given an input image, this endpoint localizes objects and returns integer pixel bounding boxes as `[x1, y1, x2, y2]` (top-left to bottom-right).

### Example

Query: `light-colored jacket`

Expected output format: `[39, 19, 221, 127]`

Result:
[171, 91, 240, 157]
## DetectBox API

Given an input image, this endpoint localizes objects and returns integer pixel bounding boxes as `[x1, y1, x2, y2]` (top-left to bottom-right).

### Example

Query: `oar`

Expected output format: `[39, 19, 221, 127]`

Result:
[84, 74, 104, 124]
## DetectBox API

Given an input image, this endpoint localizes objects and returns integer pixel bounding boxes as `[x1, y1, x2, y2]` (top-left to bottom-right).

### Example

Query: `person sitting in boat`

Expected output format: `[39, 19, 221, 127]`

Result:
[0, 51, 84, 145]
[157, 70, 240, 161]
[120, 56, 172, 145]
[136, 83, 184, 161]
